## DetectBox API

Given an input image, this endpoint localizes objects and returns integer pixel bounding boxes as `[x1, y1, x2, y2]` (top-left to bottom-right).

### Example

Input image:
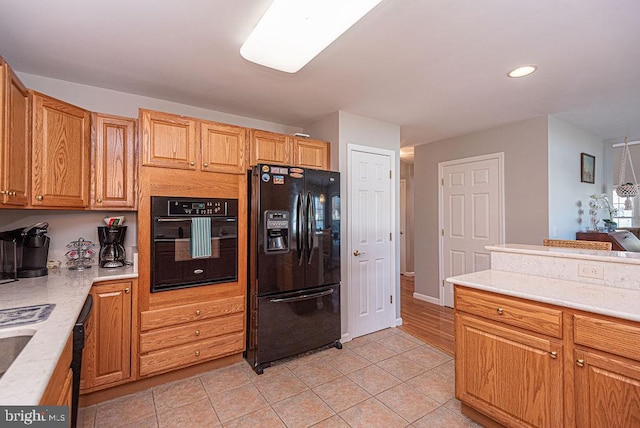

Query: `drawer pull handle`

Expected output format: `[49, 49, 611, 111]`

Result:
[96, 198, 103, 203]
[195, 330, 200, 336]
[496, 308, 504, 315]
[195, 350, 200, 357]
[124, 288, 130, 294]
[576, 359, 585, 367]
[36, 195, 43, 201]
[190, 161, 196, 166]
[196, 309, 201, 316]
[549, 351, 557, 359]
[203, 163, 209, 167]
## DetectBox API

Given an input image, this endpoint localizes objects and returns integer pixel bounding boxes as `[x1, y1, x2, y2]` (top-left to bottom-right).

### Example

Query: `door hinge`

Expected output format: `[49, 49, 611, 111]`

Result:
[441, 229, 444, 236]
[390, 295, 393, 304]
[441, 178, 444, 186]
[442, 279, 445, 287]
[389, 232, 392, 241]
[389, 170, 392, 179]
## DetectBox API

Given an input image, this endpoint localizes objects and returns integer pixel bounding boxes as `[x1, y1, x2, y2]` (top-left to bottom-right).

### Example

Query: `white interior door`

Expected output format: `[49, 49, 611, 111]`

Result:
[349, 147, 395, 338]
[440, 153, 504, 308]
[400, 179, 407, 274]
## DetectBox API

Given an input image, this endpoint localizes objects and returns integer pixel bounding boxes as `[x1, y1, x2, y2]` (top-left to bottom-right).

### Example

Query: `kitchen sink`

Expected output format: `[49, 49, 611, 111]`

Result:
[0, 330, 34, 379]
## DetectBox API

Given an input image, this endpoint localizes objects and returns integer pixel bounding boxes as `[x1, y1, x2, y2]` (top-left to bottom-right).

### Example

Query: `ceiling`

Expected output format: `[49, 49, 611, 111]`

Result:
[1, 0, 639, 147]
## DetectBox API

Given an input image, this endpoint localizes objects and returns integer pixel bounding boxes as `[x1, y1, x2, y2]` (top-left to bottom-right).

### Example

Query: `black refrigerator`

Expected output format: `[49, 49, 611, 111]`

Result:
[246, 164, 341, 374]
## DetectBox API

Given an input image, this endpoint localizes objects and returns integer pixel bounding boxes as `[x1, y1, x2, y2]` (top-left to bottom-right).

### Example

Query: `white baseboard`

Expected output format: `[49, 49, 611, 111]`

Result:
[395, 317, 403, 327]
[413, 292, 441, 305]
[340, 332, 351, 343]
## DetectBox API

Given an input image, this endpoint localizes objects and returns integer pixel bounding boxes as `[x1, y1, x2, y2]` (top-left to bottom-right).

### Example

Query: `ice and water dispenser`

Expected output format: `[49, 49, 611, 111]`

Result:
[264, 211, 290, 253]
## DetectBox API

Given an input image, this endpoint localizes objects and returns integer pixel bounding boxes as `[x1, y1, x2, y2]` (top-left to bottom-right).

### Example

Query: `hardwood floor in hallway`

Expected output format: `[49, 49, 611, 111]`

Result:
[398, 275, 455, 356]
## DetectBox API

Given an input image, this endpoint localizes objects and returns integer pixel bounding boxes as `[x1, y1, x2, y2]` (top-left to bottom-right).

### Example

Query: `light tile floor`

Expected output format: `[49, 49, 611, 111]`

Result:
[78, 328, 481, 428]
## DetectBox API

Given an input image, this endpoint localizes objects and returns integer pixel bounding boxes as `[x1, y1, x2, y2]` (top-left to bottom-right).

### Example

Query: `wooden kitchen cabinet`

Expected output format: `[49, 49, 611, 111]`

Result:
[80, 280, 133, 392]
[141, 109, 197, 170]
[91, 113, 137, 209]
[249, 129, 291, 166]
[40, 332, 73, 406]
[31, 92, 91, 208]
[292, 137, 330, 170]
[201, 121, 246, 174]
[0, 58, 30, 207]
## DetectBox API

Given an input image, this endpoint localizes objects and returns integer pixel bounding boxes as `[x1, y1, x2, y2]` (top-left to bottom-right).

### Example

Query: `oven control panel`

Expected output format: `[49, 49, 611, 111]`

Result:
[151, 197, 238, 217]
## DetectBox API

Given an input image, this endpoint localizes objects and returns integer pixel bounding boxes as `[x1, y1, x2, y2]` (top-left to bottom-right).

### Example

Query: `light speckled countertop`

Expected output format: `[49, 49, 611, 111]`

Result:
[446, 269, 640, 322]
[0, 266, 138, 405]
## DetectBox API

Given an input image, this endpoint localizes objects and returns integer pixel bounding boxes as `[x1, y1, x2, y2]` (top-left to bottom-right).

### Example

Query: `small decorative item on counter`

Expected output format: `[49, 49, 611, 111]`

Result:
[103, 216, 126, 228]
[46, 260, 61, 270]
[589, 194, 618, 231]
[65, 237, 96, 270]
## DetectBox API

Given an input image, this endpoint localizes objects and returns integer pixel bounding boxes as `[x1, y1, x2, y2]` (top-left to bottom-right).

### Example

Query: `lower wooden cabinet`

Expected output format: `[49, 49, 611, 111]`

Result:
[80, 280, 133, 393]
[40, 332, 73, 406]
[455, 312, 563, 427]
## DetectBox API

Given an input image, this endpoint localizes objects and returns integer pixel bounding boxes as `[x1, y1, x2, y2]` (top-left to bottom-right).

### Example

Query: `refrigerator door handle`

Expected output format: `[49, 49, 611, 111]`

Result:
[269, 288, 334, 303]
[307, 192, 315, 264]
[296, 192, 304, 265]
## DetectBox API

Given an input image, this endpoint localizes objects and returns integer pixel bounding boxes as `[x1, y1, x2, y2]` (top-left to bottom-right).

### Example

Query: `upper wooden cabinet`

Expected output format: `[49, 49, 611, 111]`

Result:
[0, 60, 30, 207]
[141, 109, 197, 170]
[31, 92, 90, 208]
[249, 129, 291, 166]
[201, 121, 246, 174]
[92, 113, 137, 209]
[293, 137, 330, 170]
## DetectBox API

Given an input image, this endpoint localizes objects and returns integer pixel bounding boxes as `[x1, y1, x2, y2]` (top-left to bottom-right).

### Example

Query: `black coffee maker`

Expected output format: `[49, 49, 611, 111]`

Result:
[0, 222, 50, 278]
[98, 226, 127, 268]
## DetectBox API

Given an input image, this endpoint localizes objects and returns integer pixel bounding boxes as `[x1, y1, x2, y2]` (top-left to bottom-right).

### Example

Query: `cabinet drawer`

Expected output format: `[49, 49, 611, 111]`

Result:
[140, 295, 244, 331]
[139, 332, 244, 377]
[140, 313, 244, 353]
[455, 286, 563, 338]
[574, 314, 640, 361]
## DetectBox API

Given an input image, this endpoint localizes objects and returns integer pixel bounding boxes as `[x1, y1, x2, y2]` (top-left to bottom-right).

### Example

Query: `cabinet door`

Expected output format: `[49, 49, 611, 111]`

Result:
[201, 121, 246, 174]
[141, 109, 197, 170]
[31, 92, 90, 208]
[293, 137, 330, 170]
[249, 130, 291, 166]
[455, 313, 563, 427]
[0, 65, 30, 206]
[92, 114, 136, 209]
[81, 281, 132, 391]
[574, 348, 640, 427]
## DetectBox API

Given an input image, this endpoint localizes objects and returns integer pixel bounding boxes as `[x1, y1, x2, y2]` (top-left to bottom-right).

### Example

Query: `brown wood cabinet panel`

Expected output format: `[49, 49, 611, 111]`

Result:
[140, 312, 244, 353]
[0, 64, 30, 206]
[81, 280, 132, 392]
[201, 121, 246, 174]
[40, 332, 73, 405]
[293, 137, 330, 170]
[31, 92, 90, 208]
[92, 113, 136, 209]
[574, 313, 640, 361]
[140, 295, 244, 331]
[455, 286, 563, 338]
[139, 331, 244, 377]
[141, 109, 197, 170]
[249, 129, 290, 166]
[455, 312, 563, 427]
[574, 348, 640, 427]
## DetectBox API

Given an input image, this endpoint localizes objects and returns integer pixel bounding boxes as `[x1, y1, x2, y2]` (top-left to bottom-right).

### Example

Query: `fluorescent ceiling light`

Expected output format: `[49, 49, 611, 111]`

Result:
[241, 0, 383, 73]
[508, 65, 538, 78]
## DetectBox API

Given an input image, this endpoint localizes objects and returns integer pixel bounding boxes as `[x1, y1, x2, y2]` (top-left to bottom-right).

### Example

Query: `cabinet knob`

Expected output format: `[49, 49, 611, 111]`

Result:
[190, 161, 196, 166]
[124, 288, 130, 294]
[576, 359, 585, 367]
[195, 330, 200, 336]
[36, 195, 43, 201]
[96, 198, 103, 203]
[203, 163, 209, 167]
[195, 309, 201, 316]
[549, 351, 557, 359]
[496, 307, 504, 315]
[8, 191, 16, 196]
[195, 350, 200, 357]
[0, 190, 6, 195]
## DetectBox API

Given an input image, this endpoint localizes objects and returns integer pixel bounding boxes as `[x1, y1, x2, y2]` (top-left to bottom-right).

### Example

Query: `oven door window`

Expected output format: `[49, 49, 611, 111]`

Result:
[152, 217, 237, 291]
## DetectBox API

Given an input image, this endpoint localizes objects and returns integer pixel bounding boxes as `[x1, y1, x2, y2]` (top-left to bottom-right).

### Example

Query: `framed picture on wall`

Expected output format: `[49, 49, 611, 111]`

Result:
[581, 153, 595, 183]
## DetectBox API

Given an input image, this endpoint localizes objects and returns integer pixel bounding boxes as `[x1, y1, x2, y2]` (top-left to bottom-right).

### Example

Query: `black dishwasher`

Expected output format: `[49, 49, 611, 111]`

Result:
[71, 295, 92, 428]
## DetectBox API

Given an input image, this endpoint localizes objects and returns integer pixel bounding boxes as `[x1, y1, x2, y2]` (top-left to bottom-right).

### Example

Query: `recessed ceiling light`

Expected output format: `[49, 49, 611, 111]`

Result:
[508, 65, 538, 78]
[241, 0, 382, 73]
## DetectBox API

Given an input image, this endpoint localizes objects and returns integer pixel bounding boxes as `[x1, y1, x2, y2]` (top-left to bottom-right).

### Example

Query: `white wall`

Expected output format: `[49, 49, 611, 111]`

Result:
[548, 117, 605, 238]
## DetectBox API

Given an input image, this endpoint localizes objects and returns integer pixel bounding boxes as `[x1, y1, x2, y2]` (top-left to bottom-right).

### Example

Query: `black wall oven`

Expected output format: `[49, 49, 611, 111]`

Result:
[151, 196, 238, 292]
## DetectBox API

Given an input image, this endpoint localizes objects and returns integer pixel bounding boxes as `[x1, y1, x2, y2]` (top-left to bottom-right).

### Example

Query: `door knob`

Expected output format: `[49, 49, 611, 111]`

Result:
[353, 250, 365, 257]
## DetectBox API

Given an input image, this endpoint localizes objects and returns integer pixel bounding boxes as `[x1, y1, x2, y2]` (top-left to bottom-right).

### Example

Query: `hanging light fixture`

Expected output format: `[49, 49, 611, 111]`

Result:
[615, 136, 639, 210]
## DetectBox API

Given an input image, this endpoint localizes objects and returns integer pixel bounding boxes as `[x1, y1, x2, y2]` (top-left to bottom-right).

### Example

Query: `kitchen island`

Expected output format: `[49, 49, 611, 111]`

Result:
[447, 244, 640, 428]
[0, 266, 137, 405]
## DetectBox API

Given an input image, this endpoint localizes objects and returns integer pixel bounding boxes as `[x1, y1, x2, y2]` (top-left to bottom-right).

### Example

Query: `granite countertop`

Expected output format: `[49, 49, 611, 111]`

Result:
[0, 266, 138, 405]
[446, 269, 640, 323]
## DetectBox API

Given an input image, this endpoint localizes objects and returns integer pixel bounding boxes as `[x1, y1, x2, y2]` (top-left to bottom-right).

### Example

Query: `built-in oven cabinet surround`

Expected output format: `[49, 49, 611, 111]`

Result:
[151, 196, 238, 292]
